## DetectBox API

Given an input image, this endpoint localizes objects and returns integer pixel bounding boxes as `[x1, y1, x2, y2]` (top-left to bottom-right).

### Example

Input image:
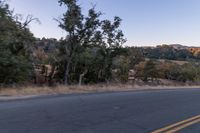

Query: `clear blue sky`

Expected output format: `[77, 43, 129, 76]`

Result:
[8, 0, 200, 46]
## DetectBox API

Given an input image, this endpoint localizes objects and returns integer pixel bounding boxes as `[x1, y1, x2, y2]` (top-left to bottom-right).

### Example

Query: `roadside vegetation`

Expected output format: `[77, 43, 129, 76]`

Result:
[1, 0, 200, 92]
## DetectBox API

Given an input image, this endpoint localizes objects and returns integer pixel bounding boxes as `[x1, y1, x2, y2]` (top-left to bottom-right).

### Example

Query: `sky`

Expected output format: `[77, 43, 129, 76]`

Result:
[8, 0, 200, 47]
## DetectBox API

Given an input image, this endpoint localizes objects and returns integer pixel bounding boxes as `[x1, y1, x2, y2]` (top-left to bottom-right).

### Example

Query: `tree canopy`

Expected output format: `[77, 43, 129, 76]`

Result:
[0, 0, 35, 84]
[56, 0, 126, 85]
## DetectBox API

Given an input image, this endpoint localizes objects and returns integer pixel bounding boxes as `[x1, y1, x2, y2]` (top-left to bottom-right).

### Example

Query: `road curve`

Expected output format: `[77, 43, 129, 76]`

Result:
[0, 89, 200, 133]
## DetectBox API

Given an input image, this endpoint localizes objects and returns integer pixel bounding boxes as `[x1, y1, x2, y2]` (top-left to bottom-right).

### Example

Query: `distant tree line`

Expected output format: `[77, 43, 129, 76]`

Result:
[140, 44, 200, 60]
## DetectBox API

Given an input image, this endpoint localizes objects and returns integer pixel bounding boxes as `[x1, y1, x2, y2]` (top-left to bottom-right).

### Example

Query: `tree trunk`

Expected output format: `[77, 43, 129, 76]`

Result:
[79, 74, 84, 86]
[79, 70, 87, 86]
[63, 61, 70, 85]
[48, 65, 56, 86]
[63, 38, 78, 85]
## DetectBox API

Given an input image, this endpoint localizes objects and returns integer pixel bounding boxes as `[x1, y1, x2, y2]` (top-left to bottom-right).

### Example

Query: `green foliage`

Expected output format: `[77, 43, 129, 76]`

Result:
[0, 52, 33, 84]
[147, 61, 200, 83]
[0, 1, 35, 84]
[56, 0, 126, 85]
[128, 47, 145, 67]
[134, 60, 159, 82]
[113, 55, 130, 82]
[133, 60, 200, 83]
[142, 60, 158, 81]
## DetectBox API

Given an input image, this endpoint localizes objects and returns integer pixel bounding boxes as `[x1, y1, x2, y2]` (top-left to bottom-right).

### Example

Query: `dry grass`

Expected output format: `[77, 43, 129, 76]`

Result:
[0, 83, 200, 97]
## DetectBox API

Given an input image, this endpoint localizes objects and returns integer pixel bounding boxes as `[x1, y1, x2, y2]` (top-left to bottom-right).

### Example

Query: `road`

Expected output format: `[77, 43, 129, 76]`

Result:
[0, 89, 200, 133]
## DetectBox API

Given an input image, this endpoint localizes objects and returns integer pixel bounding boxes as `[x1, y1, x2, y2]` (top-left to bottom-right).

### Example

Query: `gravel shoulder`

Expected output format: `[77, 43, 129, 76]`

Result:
[0, 85, 200, 101]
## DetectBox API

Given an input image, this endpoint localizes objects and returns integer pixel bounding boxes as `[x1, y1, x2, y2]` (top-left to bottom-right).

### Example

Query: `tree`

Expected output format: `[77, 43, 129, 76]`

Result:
[0, 1, 36, 84]
[135, 60, 158, 82]
[143, 60, 157, 81]
[128, 47, 145, 67]
[112, 55, 130, 82]
[57, 0, 100, 85]
[57, 0, 126, 85]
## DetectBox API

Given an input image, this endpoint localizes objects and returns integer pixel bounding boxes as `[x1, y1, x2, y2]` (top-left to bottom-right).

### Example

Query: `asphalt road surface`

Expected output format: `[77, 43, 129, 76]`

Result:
[0, 89, 200, 133]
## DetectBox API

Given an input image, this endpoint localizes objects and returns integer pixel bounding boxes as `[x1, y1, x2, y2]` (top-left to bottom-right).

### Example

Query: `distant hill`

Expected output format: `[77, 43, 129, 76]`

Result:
[169, 44, 189, 49]
[169, 44, 200, 50]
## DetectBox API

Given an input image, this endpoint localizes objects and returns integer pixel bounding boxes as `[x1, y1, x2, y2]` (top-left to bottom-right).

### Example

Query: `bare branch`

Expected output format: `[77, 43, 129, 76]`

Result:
[23, 15, 41, 28]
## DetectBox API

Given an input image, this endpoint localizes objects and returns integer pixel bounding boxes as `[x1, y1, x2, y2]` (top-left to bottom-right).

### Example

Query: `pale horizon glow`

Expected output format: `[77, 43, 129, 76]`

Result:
[8, 0, 200, 47]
